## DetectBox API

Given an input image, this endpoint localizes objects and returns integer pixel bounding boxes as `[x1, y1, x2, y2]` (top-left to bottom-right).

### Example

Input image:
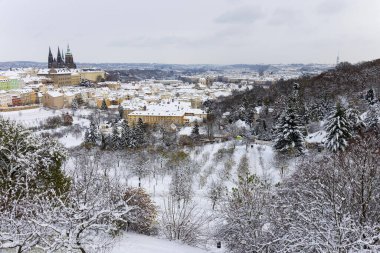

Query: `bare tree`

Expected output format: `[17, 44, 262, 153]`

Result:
[160, 196, 212, 245]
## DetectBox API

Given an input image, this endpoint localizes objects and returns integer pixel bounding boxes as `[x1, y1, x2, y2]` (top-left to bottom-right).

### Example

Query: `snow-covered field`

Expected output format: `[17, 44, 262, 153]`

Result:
[0, 107, 91, 147]
[73, 140, 281, 252]
[0, 107, 92, 128]
[0, 107, 59, 127]
[112, 233, 216, 253]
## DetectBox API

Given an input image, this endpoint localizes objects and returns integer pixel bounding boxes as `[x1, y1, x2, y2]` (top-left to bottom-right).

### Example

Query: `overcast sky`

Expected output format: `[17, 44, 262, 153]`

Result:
[1, 0, 380, 64]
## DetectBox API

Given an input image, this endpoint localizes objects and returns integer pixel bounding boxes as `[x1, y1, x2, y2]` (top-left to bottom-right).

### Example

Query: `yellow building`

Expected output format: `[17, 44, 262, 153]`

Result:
[71, 73, 81, 86]
[80, 69, 106, 82]
[38, 69, 80, 87]
[127, 111, 185, 125]
[42, 91, 64, 109]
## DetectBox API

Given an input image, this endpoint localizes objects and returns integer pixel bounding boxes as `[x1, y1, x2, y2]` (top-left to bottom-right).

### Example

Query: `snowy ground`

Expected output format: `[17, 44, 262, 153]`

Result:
[0, 107, 91, 148]
[0, 107, 92, 127]
[306, 130, 326, 143]
[112, 233, 218, 253]
[3, 107, 286, 252]
[72, 140, 281, 253]
[0, 107, 60, 128]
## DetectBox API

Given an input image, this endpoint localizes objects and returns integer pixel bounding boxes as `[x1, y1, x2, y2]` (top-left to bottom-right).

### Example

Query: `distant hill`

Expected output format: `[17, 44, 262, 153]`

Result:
[0, 61, 332, 72]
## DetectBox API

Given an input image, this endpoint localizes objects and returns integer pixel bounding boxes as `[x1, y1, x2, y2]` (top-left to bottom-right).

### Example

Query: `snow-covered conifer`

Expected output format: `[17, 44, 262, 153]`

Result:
[364, 103, 379, 130]
[118, 104, 124, 119]
[120, 119, 130, 148]
[324, 103, 352, 152]
[110, 124, 123, 150]
[101, 98, 108, 110]
[191, 121, 200, 136]
[273, 102, 306, 154]
[71, 97, 78, 111]
[84, 120, 99, 145]
[134, 118, 145, 147]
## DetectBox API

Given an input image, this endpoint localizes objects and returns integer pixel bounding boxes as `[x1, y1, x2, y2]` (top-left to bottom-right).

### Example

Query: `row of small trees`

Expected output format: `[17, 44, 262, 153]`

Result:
[84, 118, 146, 149]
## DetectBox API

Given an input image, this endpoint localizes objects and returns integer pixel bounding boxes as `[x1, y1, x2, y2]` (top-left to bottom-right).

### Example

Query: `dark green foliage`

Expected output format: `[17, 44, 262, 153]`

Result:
[118, 104, 124, 119]
[191, 121, 200, 136]
[0, 118, 69, 207]
[84, 120, 99, 145]
[273, 85, 306, 154]
[324, 103, 353, 152]
[101, 99, 108, 110]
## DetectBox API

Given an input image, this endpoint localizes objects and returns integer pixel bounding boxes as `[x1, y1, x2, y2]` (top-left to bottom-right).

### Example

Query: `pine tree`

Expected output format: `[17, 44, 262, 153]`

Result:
[120, 120, 130, 148]
[273, 102, 306, 154]
[71, 97, 78, 112]
[84, 120, 99, 145]
[273, 82, 307, 154]
[241, 96, 256, 127]
[134, 118, 145, 147]
[191, 121, 200, 136]
[364, 103, 379, 130]
[365, 88, 376, 105]
[0, 118, 69, 204]
[324, 103, 352, 152]
[118, 104, 124, 119]
[128, 127, 138, 148]
[101, 99, 108, 110]
[110, 124, 122, 150]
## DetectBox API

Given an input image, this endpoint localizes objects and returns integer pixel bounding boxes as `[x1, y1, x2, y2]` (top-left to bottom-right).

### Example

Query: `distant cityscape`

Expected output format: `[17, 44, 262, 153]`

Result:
[0, 45, 333, 126]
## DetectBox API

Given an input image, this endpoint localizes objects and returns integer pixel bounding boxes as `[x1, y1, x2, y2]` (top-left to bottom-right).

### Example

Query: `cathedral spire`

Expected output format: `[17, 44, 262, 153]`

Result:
[57, 47, 63, 67]
[48, 47, 54, 68]
[66, 44, 71, 54]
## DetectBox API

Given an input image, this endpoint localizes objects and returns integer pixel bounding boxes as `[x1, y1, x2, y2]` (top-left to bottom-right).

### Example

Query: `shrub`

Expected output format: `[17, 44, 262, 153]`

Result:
[123, 187, 157, 235]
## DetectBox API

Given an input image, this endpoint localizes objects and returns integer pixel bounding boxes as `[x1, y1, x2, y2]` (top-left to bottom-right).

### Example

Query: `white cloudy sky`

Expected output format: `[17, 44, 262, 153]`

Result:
[0, 0, 380, 64]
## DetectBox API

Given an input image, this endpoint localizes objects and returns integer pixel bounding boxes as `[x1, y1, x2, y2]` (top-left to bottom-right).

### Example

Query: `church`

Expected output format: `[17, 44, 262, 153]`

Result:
[48, 45, 77, 69]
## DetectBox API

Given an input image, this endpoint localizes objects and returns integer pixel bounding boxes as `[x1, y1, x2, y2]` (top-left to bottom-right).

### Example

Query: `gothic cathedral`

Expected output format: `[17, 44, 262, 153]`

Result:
[48, 45, 77, 69]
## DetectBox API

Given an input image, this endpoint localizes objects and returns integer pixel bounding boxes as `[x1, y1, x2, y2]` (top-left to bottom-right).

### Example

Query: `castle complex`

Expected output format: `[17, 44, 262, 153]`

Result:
[48, 45, 76, 69]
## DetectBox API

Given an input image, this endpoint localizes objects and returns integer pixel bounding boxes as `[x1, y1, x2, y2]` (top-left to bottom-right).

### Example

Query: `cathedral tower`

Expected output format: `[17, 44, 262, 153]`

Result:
[65, 44, 77, 69]
[47, 45, 76, 69]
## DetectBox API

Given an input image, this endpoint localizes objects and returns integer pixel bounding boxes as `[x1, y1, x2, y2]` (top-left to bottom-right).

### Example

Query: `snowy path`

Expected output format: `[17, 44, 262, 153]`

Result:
[112, 233, 220, 253]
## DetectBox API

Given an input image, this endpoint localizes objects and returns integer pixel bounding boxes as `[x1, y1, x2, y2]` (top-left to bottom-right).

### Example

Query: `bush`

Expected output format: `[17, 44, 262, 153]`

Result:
[123, 187, 157, 235]
[160, 197, 211, 245]
[45, 115, 63, 129]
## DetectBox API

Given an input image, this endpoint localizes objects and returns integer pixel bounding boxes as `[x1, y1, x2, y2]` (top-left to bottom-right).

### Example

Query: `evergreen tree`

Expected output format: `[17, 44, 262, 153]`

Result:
[71, 97, 78, 112]
[118, 104, 124, 119]
[84, 120, 99, 145]
[101, 99, 108, 110]
[273, 102, 306, 154]
[324, 103, 352, 152]
[128, 127, 138, 148]
[110, 124, 122, 150]
[240, 96, 256, 127]
[120, 120, 130, 148]
[365, 88, 376, 105]
[364, 103, 380, 130]
[191, 121, 200, 136]
[0, 118, 69, 205]
[134, 118, 145, 147]
[273, 82, 307, 154]
[76, 94, 84, 106]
